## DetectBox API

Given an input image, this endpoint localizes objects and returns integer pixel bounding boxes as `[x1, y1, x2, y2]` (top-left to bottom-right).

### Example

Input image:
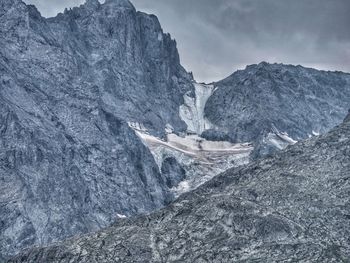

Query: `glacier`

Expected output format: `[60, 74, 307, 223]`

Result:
[179, 82, 216, 135]
[129, 122, 252, 196]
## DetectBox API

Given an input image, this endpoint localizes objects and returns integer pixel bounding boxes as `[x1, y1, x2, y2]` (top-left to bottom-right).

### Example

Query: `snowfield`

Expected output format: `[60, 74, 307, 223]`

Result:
[134, 131, 252, 161]
[130, 124, 253, 196]
[265, 124, 298, 150]
[128, 81, 255, 196]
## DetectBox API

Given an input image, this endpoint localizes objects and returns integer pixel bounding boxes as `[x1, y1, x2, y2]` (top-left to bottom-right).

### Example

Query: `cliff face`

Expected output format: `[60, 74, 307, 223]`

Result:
[6, 0, 193, 135]
[0, 0, 193, 259]
[204, 62, 350, 157]
[11, 113, 350, 262]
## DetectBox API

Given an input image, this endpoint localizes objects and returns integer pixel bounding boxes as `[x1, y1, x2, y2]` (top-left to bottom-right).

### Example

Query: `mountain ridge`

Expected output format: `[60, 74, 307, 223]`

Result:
[1, 0, 350, 260]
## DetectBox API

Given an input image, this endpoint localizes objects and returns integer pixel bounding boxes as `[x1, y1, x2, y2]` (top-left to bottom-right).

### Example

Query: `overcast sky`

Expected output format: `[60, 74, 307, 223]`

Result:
[24, 0, 350, 82]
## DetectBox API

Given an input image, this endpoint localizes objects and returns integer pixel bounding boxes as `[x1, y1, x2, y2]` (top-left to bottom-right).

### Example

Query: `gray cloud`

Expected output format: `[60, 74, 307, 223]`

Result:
[24, 0, 350, 82]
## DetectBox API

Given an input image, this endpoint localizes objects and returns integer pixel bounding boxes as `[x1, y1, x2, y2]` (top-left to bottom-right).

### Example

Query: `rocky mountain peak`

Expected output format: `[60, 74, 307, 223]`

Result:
[104, 0, 134, 9]
[204, 63, 350, 157]
[26, 4, 42, 18]
[256, 61, 271, 69]
[84, 0, 100, 10]
[0, 0, 25, 14]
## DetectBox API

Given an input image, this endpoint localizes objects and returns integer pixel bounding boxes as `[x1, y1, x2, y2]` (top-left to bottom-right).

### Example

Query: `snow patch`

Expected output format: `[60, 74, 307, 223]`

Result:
[132, 129, 253, 160]
[312, 130, 320, 136]
[128, 122, 147, 132]
[176, 181, 190, 193]
[129, 124, 253, 197]
[266, 125, 298, 150]
[165, 123, 174, 134]
[166, 133, 252, 154]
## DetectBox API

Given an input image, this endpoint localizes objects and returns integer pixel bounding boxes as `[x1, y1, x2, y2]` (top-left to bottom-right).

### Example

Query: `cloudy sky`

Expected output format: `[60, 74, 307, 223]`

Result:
[24, 0, 350, 83]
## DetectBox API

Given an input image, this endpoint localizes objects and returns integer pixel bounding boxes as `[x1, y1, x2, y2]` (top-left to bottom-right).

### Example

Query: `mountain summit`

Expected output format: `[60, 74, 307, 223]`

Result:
[103, 0, 134, 8]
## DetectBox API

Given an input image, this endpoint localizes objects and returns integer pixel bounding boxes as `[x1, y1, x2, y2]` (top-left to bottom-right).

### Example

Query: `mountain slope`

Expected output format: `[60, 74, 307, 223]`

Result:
[204, 62, 350, 157]
[11, 114, 350, 262]
[0, 0, 193, 259]
[2, 0, 350, 260]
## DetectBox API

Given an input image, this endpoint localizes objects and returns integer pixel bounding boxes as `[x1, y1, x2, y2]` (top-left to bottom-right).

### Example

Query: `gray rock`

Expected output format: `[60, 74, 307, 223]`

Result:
[10, 111, 350, 262]
[2, 0, 350, 260]
[205, 62, 350, 157]
[200, 129, 231, 142]
[160, 157, 186, 189]
[0, 0, 193, 260]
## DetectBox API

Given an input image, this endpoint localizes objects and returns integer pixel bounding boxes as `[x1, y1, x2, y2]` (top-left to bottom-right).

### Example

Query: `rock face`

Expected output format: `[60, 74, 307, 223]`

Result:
[2, 0, 350, 261]
[160, 157, 186, 189]
[11, 114, 350, 262]
[0, 0, 193, 260]
[205, 62, 350, 157]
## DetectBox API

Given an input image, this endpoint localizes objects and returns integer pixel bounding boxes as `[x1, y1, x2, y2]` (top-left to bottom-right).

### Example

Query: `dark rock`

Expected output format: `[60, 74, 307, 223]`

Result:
[344, 109, 350, 123]
[201, 129, 231, 142]
[161, 157, 186, 188]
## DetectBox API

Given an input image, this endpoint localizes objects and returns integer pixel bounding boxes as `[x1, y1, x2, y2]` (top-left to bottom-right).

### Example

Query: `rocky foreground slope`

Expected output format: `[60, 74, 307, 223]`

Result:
[11, 115, 350, 262]
[0, 0, 193, 259]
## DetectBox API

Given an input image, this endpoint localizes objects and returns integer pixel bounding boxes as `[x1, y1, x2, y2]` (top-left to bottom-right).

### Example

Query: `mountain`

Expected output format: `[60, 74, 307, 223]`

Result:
[0, 0, 193, 259]
[133, 63, 350, 196]
[204, 62, 350, 157]
[138, 62, 350, 196]
[2, 0, 350, 260]
[10, 113, 350, 262]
